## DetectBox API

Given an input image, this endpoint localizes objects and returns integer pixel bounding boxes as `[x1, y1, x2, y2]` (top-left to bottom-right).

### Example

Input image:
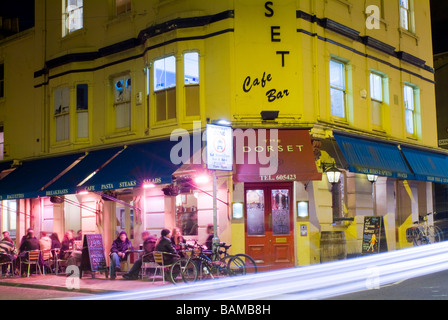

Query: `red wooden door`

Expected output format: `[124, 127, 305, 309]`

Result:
[244, 183, 294, 271]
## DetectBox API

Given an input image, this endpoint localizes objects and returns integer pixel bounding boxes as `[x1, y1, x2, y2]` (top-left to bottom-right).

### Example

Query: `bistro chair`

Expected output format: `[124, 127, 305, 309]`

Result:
[21, 250, 42, 277]
[53, 248, 67, 275]
[152, 251, 179, 284]
[40, 249, 53, 275]
[141, 252, 157, 280]
[0, 253, 14, 277]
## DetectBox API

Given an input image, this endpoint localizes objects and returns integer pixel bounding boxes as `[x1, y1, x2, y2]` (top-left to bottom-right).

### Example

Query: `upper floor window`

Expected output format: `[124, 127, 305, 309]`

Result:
[76, 84, 89, 138]
[63, 0, 83, 37]
[116, 0, 131, 16]
[399, 0, 414, 32]
[184, 52, 200, 117]
[0, 64, 4, 98]
[154, 56, 176, 122]
[329, 59, 346, 119]
[404, 84, 417, 135]
[54, 87, 70, 142]
[113, 75, 131, 129]
[370, 72, 385, 128]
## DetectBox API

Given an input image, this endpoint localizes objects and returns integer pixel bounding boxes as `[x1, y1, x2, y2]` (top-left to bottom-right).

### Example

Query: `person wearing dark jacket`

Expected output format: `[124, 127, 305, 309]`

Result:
[155, 229, 179, 265]
[123, 231, 156, 280]
[110, 231, 133, 279]
[18, 229, 41, 275]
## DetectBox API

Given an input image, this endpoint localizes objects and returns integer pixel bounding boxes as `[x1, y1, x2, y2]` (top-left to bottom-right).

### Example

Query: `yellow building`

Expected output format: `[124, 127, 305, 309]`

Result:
[0, 0, 441, 271]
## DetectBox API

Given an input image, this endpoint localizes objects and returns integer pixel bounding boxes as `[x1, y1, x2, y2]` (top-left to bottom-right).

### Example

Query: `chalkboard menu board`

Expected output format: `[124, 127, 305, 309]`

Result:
[362, 216, 388, 254]
[80, 234, 109, 278]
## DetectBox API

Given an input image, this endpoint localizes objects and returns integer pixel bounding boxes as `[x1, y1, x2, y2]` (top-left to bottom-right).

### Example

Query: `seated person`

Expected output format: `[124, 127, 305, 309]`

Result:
[110, 231, 133, 280]
[18, 229, 41, 275]
[123, 231, 157, 280]
[0, 235, 17, 275]
[155, 229, 179, 265]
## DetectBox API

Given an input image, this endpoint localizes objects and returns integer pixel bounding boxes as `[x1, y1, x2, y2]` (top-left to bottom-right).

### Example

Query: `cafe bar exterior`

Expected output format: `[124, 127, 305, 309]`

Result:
[0, 0, 443, 270]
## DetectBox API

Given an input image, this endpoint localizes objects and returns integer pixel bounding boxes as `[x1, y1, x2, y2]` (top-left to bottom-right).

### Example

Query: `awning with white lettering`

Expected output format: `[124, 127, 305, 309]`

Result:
[0, 138, 192, 200]
[0, 153, 84, 200]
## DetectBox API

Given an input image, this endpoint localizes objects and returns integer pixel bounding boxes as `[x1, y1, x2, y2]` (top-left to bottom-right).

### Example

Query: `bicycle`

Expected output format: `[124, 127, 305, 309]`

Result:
[212, 242, 258, 274]
[410, 212, 444, 246]
[170, 242, 246, 284]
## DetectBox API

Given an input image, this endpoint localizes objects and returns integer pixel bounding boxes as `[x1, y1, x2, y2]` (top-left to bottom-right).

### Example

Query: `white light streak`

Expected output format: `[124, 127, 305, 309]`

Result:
[73, 242, 448, 300]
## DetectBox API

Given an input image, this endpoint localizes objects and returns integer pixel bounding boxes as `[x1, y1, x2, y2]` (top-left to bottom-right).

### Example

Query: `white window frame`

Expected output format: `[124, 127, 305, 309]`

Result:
[63, 0, 84, 37]
[329, 59, 347, 119]
[154, 56, 177, 122]
[399, 0, 414, 33]
[113, 75, 131, 130]
[184, 52, 200, 117]
[404, 84, 416, 135]
[370, 72, 384, 128]
[76, 84, 89, 139]
[54, 87, 70, 142]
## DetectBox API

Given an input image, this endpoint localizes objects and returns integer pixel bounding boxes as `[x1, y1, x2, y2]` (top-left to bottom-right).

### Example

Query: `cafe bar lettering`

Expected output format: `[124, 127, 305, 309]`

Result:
[242, 1, 291, 103]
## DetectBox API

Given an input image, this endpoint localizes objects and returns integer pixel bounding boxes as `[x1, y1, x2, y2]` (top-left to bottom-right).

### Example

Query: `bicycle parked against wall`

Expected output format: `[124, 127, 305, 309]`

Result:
[212, 242, 257, 274]
[407, 212, 444, 246]
[170, 242, 246, 284]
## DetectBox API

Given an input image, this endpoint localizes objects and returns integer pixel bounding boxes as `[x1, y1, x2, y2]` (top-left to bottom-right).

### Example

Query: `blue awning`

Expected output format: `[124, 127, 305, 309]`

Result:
[41, 147, 125, 196]
[0, 137, 197, 200]
[0, 153, 84, 200]
[400, 146, 448, 183]
[78, 139, 192, 192]
[334, 133, 414, 179]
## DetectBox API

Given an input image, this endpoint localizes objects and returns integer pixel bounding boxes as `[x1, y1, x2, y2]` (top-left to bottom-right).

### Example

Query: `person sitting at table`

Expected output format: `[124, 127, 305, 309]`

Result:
[122, 231, 157, 280]
[18, 229, 41, 276]
[110, 231, 133, 280]
[155, 229, 179, 265]
[171, 227, 186, 257]
[1, 231, 14, 244]
[59, 230, 75, 260]
[0, 235, 17, 275]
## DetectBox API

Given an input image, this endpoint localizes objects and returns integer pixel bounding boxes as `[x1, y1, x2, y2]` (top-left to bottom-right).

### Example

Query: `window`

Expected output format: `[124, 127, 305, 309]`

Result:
[54, 87, 70, 142]
[154, 56, 176, 122]
[404, 84, 416, 135]
[0, 126, 3, 161]
[184, 52, 200, 117]
[116, 0, 131, 16]
[63, 0, 83, 36]
[399, 0, 413, 31]
[76, 84, 88, 138]
[113, 75, 131, 129]
[370, 73, 384, 128]
[330, 59, 346, 119]
[2, 200, 17, 236]
[0, 64, 4, 98]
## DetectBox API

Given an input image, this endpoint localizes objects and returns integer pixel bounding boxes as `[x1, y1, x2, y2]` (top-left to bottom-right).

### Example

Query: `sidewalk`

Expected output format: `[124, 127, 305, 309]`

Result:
[0, 271, 171, 296]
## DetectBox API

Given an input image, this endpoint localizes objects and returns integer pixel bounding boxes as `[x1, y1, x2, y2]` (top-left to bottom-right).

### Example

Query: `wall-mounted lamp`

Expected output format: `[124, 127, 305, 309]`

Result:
[261, 110, 279, 121]
[322, 163, 342, 185]
[367, 174, 378, 183]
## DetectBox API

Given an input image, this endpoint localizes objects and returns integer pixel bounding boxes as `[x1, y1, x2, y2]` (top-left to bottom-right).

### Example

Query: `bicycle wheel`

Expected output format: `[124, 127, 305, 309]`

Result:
[413, 228, 429, 246]
[222, 255, 246, 277]
[170, 258, 198, 284]
[234, 253, 257, 274]
[428, 225, 443, 243]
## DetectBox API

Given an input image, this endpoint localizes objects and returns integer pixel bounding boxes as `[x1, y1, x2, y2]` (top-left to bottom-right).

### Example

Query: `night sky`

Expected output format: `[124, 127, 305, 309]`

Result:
[0, 0, 34, 32]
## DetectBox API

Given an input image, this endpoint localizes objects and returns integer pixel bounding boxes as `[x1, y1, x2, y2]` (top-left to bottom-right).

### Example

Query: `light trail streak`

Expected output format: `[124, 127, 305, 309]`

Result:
[74, 241, 448, 300]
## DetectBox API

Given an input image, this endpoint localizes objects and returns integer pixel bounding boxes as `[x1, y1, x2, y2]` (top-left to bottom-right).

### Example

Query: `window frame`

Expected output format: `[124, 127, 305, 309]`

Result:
[54, 86, 70, 142]
[184, 52, 200, 118]
[115, 0, 132, 16]
[154, 56, 177, 122]
[404, 84, 417, 136]
[113, 75, 132, 130]
[63, 0, 84, 37]
[370, 72, 386, 129]
[76, 84, 89, 139]
[329, 59, 347, 120]
[0, 64, 4, 99]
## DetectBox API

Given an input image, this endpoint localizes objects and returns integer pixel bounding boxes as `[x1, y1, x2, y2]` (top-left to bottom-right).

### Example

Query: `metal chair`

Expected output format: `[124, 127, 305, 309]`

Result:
[21, 250, 42, 277]
[0, 253, 14, 277]
[141, 252, 157, 280]
[53, 248, 67, 275]
[152, 251, 179, 284]
[41, 249, 53, 275]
